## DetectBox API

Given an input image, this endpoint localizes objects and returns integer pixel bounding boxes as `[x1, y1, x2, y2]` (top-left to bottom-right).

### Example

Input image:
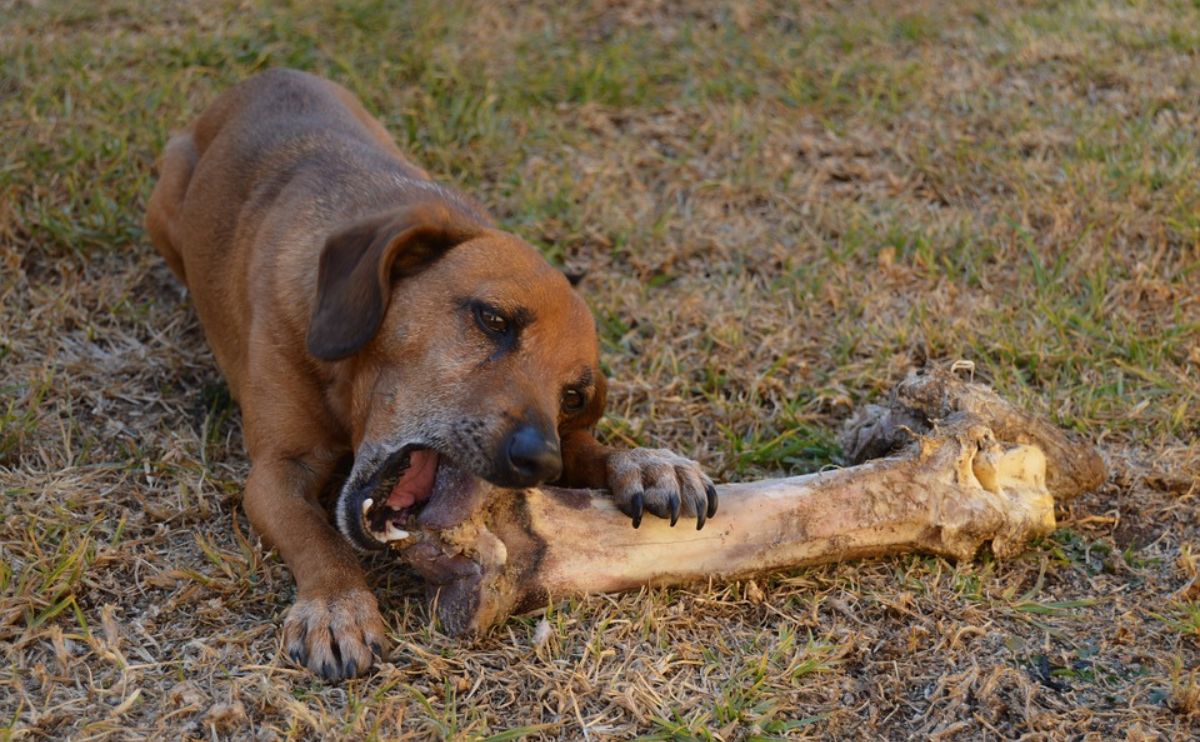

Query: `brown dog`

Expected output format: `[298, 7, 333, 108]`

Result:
[145, 69, 717, 680]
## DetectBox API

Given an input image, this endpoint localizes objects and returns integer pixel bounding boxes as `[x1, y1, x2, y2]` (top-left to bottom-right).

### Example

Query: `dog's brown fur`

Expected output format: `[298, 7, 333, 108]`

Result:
[146, 69, 716, 680]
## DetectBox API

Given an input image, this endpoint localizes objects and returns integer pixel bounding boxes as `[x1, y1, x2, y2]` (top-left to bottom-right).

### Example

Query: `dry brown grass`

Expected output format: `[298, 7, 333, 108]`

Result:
[2, 0, 1198, 738]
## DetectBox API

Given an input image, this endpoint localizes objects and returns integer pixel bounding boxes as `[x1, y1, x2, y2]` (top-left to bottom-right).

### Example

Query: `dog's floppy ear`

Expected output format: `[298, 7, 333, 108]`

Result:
[307, 201, 483, 360]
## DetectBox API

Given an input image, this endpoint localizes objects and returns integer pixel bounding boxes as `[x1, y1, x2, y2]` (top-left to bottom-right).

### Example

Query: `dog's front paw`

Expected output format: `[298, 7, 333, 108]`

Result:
[606, 448, 718, 530]
[283, 588, 388, 681]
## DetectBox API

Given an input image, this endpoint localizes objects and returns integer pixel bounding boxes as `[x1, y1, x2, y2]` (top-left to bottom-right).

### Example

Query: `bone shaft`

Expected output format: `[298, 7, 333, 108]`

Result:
[499, 453, 980, 603]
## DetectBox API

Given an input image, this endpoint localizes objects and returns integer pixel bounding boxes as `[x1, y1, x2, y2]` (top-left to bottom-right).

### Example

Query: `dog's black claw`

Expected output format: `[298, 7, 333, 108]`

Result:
[705, 483, 718, 518]
[321, 661, 337, 681]
[696, 506, 706, 531]
[668, 495, 680, 527]
[344, 658, 357, 679]
[289, 647, 304, 665]
[631, 492, 643, 528]
[370, 641, 383, 659]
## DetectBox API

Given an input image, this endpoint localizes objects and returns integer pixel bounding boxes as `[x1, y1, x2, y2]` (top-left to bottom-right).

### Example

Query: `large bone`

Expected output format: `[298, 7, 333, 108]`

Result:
[392, 365, 1106, 636]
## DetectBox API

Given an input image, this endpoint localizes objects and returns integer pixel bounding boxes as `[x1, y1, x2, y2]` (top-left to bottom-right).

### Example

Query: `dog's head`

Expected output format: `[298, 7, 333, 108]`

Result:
[307, 199, 606, 549]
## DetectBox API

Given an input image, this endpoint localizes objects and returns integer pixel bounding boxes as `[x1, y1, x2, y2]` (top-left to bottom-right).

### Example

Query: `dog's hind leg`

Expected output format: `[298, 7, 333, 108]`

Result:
[145, 133, 197, 283]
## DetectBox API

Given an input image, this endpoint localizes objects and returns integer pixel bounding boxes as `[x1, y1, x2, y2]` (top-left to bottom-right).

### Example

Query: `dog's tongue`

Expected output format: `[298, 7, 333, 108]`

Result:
[385, 449, 439, 509]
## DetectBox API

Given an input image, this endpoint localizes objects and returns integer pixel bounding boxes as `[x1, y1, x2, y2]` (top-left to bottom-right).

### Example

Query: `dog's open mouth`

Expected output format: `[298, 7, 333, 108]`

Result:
[360, 446, 439, 544]
[336, 442, 487, 552]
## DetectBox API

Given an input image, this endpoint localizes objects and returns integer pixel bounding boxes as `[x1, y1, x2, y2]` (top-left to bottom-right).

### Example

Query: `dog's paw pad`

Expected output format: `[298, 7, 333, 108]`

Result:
[283, 588, 388, 681]
[606, 448, 717, 530]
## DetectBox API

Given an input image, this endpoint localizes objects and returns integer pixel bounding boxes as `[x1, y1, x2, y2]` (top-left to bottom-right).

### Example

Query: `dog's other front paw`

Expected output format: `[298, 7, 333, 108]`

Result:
[606, 448, 718, 530]
[283, 588, 388, 681]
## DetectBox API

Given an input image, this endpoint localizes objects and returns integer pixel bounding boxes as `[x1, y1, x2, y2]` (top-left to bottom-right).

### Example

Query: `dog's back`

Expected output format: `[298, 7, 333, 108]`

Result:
[146, 68, 447, 392]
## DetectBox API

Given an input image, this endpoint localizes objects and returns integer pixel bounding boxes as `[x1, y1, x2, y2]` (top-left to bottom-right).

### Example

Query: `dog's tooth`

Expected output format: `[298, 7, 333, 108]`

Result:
[361, 497, 374, 516]
[383, 522, 410, 542]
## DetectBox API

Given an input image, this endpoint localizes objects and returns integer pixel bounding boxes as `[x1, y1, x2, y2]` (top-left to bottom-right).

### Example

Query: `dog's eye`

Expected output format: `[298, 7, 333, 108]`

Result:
[476, 306, 509, 335]
[562, 388, 586, 413]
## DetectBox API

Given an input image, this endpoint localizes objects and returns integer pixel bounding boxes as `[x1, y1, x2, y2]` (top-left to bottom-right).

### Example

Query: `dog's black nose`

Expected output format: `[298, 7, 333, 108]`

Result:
[504, 425, 562, 486]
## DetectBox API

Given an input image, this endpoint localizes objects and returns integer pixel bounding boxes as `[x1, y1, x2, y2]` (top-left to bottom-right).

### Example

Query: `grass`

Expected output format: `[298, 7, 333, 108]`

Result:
[2, 0, 1199, 737]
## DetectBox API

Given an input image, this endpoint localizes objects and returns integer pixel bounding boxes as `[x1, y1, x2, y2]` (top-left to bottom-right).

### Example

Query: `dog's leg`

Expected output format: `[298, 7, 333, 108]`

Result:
[242, 454, 388, 681]
[560, 430, 718, 530]
[144, 133, 197, 283]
